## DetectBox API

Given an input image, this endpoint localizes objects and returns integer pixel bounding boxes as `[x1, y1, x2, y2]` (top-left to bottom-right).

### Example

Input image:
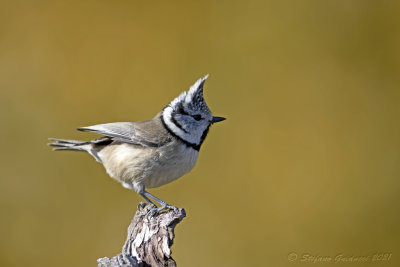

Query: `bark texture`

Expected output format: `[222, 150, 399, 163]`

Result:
[97, 203, 186, 267]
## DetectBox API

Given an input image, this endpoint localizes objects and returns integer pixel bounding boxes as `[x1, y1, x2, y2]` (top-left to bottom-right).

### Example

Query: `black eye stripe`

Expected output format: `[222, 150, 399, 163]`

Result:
[176, 104, 202, 120]
[181, 109, 190, 116]
[177, 104, 190, 116]
[171, 113, 189, 134]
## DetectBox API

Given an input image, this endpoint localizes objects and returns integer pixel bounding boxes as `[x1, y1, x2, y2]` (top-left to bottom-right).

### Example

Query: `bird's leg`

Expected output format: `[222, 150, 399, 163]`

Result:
[123, 182, 156, 206]
[143, 190, 178, 212]
[139, 192, 155, 205]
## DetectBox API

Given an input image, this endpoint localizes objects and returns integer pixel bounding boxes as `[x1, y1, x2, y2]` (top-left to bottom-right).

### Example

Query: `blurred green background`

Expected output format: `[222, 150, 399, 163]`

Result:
[1, 1, 399, 266]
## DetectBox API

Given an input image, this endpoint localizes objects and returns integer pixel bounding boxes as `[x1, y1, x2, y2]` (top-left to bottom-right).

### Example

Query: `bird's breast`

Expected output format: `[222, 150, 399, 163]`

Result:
[99, 141, 199, 189]
[144, 141, 199, 188]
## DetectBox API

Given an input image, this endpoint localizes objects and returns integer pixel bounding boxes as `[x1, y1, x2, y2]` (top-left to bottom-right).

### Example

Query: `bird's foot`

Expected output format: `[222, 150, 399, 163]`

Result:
[161, 204, 179, 213]
[147, 204, 178, 217]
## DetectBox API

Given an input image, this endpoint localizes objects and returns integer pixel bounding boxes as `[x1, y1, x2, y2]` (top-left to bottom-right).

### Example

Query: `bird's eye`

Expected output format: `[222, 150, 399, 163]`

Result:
[193, 114, 202, 121]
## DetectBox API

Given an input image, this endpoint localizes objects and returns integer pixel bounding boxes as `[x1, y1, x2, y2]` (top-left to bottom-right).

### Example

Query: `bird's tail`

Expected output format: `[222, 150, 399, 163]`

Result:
[48, 138, 90, 152]
[48, 137, 111, 163]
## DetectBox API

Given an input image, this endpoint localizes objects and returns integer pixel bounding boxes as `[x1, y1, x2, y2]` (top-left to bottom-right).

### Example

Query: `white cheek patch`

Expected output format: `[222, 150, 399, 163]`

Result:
[163, 106, 201, 145]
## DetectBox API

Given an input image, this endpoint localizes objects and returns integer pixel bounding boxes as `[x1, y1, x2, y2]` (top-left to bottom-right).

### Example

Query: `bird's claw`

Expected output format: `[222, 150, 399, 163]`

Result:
[165, 204, 179, 213]
[147, 204, 178, 217]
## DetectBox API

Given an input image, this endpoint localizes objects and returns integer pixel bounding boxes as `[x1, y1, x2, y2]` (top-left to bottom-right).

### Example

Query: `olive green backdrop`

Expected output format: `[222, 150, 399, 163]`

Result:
[1, 1, 399, 266]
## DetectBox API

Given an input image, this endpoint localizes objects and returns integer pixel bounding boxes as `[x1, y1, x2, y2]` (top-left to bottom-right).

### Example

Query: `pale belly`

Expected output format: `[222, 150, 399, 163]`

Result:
[98, 141, 199, 191]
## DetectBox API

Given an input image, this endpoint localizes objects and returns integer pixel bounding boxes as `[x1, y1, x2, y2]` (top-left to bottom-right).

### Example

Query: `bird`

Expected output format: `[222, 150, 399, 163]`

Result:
[48, 75, 225, 211]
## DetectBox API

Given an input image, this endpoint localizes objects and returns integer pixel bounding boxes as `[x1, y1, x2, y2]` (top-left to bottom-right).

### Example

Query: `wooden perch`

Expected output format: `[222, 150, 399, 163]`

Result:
[97, 203, 186, 267]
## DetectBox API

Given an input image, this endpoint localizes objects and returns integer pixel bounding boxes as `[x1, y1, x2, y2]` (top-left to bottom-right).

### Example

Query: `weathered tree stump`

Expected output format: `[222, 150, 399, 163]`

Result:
[97, 203, 186, 267]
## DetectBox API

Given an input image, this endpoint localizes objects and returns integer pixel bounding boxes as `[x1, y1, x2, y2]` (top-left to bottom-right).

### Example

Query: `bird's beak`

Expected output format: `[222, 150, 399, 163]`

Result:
[211, 116, 226, 123]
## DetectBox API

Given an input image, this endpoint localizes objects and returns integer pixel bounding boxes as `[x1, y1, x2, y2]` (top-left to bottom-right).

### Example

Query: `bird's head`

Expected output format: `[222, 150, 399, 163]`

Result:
[162, 75, 225, 149]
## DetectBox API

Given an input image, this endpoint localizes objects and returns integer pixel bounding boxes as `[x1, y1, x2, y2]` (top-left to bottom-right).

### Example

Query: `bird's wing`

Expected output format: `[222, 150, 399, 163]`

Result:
[78, 116, 172, 147]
